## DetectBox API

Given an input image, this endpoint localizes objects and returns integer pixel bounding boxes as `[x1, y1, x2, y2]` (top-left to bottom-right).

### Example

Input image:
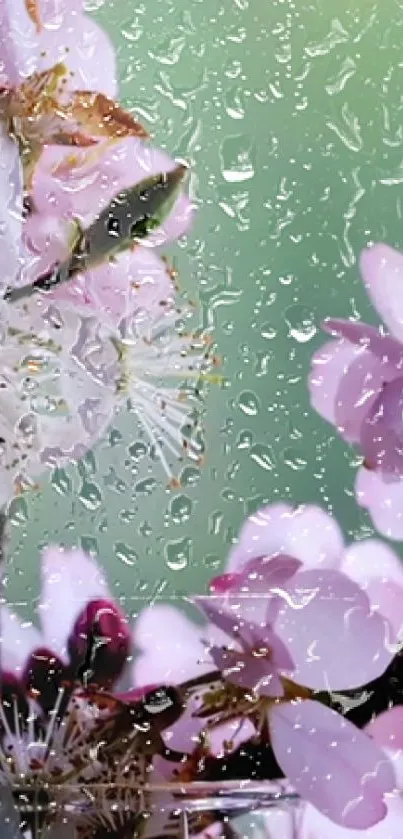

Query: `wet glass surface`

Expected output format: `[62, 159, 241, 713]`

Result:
[2, 0, 403, 837]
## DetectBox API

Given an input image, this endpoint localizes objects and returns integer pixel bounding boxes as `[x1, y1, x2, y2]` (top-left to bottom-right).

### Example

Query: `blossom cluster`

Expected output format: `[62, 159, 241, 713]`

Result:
[0, 0, 211, 507]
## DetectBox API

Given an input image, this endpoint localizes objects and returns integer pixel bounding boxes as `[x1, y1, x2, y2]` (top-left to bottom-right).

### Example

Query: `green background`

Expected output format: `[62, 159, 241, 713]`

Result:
[5, 0, 403, 620]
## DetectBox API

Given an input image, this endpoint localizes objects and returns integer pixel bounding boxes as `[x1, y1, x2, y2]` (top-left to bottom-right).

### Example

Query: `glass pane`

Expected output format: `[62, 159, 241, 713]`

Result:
[1, 0, 403, 836]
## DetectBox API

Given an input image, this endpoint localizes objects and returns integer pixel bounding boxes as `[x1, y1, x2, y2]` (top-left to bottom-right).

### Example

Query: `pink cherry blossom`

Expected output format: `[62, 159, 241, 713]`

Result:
[0, 0, 117, 94]
[133, 602, 256, 757]
[134, 502, 403, 829]
[223, 502, 403, 642]
[308, 242, 403, 539]
[0, 0, 193, 327]
[299, 709, 403, 839]
[0, 544, 226, 838]
[195, 578, 396, 829]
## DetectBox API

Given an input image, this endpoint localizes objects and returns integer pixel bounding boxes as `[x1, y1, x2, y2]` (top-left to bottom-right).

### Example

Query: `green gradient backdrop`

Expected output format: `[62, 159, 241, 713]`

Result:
[5, 0, 403, 619]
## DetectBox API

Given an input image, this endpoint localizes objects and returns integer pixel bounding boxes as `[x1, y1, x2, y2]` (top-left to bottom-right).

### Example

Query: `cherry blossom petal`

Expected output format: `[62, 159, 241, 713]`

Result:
[22, 212, 72, 283]
[360, 244, 403, 343]
[333, 349, 396, 444]
[274, 569, 394, 691]
[355, 467, 403, 541]
[0, 606, 41, 676]
[359, 376, 403, 477]
[300, 796, 403, 839]
[209, 646, 285, 697]
[133, 605, 212, 686]
[210, 555, 302, 627]
[0, 126, 24, 295]
[50, 248, 175, 325]
[340, 540, 403, 638]
[38, 545, 111, 659]
[227, 504, 344, 574]
[308, 338, 359, 427]
[145, 192, 194, 247]
[0, 0, 38, 85]
[323, 319, 403, 369]
[270, 700, 395, 829]
[39, 0, 83, 25]
[366, 707, 403, 751]
[35, 13, 117, 97]
[33, 139, 190, 233]
[194, 595, 250, 639]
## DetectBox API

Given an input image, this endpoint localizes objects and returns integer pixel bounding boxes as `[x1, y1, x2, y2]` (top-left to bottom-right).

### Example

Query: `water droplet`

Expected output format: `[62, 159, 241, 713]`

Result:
[220, 134, 255, 182]
[225, 86, 245, 120]
[170, 494, 192, 524]
[285, 305, 317, 343]
[114, 542, 138, 566]
[8, 496, 28, 526]
[238, 390, 260, 417]
[149, 35, 186, 66]
[79, 479, 102, 511]
[179, 466, 201, 487]
[51, 468, 72, 496]
[260, 323, 277, 340]
[135, 478, 157, 496]
[165, 537, 192, 571]
[208, 510, 223, 536]
[283, 449, 308, 472]
[128, 441, 147, 462]
[250, 443, 276, 471]
[236, 430, 253, 449]
[77, 450, 97, 478]
[81, 535, 99, 555]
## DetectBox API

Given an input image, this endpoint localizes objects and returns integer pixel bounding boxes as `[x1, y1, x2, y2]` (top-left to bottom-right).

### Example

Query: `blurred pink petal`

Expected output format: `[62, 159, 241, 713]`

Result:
[340, 540, 403, 638]
[209, 646, 285, 697]
[323, 318, 403, 368]
[50, 247, 174, 325]
[270, 699, 395, 829]
[359, 376, 403, 477]
[210, 555, 302, 627]
[227, 504, 344, 574]
[360, 244, 403, 343]
[274, 568, 394, 691]
[309, 338, 360, 427]
[39, 0, 84, 23]
[39, 545, 111, 660]
[133, 604, 211, 686]
[194, 595, 250, 639]
[0, 0, 39, 85]
[33, 139, 188, 229]
[22, 212, 71, 282]
[366, 707, 403, 751]
[132, 605, 247, 755]
[333, 349, 396, 445]
[145, 192, 194, 246]
[0, 606, 41, 676]
[35, 13, 117, 97]
[355, 467, 403, 541]
[0, 126, 24, 294]
[300, 796, 403, 839]
[227, 503, 294, 571]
